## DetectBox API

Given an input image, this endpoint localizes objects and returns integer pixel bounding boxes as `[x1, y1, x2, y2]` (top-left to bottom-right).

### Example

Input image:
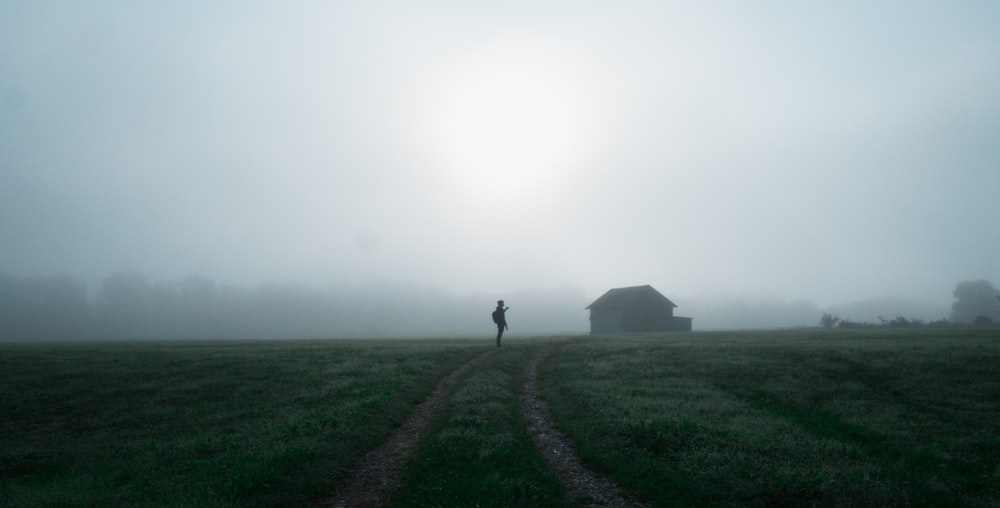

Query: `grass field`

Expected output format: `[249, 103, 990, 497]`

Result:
[0, 339, 484, 507]
[2, 330, 999, 507]
[393, 342, 574, 507]
[542, 329, 1000, 507]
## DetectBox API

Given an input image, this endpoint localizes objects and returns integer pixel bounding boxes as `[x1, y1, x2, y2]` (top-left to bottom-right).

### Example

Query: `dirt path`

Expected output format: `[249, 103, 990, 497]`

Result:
[312, 349, 495, 508]
[313, 348, 642, 507]
[521, 352, 647, 508]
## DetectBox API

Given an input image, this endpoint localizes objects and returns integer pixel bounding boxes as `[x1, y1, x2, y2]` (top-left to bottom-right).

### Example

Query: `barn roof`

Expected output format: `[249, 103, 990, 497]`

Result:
[585, 285, 677, 310]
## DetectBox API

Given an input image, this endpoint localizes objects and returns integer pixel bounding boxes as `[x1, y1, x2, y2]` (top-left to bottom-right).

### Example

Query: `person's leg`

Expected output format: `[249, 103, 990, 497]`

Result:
[496, 326, 502, 348]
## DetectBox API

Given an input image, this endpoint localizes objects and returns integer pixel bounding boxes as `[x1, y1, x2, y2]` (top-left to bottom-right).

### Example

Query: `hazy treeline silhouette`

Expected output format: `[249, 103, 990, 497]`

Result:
[820, 312, 953, 329]
[817, 280, 999, 329]
[0, 272, 590, 341]
[825, 297, 950, 326]
[950, 279, 1000, 324]
[4, 272, 989, 341]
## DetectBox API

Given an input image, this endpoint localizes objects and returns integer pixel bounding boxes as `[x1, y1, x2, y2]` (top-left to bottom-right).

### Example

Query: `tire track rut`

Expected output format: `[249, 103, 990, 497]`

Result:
[314, 348, 643, 507]
[313, 349, 495, 508]
[521, 352, 647, 508]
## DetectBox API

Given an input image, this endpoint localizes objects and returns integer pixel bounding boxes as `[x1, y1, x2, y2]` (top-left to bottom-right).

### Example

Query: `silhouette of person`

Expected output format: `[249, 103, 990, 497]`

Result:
[493, 300, 509, 348]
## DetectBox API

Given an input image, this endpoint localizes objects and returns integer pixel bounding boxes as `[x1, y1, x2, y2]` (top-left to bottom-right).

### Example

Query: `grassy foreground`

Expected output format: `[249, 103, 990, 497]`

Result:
[394, 342, 574, 507]
[0, 339, 484, 507]
[541, 329, 1000, 507]
[4, 330, 1000, 507]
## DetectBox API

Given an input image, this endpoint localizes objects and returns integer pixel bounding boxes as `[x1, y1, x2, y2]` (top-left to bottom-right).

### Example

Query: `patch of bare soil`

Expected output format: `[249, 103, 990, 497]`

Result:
[521, 352, 648, 508]
[313, 349, 495, 508]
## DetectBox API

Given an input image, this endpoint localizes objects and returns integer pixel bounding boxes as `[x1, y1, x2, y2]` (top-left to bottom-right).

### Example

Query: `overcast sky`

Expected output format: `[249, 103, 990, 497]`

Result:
[2, 1, 998, 308]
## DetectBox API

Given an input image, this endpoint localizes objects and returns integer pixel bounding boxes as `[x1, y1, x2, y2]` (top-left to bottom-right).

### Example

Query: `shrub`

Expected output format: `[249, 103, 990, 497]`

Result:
[973, 315, 994, 326]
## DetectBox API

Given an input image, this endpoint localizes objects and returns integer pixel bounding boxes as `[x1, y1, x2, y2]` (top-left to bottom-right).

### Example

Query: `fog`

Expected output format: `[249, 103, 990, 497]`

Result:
[2, 2, 999, 337]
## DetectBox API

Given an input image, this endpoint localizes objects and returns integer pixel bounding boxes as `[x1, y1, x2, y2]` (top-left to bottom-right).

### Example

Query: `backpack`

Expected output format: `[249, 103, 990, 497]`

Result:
[491, 309, 501, 324]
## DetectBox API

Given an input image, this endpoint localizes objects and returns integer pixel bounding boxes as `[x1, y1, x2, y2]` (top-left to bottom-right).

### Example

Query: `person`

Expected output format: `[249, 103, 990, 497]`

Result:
[493, 300, 509, 348]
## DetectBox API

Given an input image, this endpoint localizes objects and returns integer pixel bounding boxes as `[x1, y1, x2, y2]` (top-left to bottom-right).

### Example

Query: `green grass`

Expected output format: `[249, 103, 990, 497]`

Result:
[5, 331, 1000, 507]
[394, 340, 575, 507]
[0, 339, 485, 507]
[541, 329, 1000, 507]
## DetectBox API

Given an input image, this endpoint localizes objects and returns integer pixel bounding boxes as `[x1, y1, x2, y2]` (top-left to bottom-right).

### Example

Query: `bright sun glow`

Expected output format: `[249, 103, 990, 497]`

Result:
[417, 36, 596, 203]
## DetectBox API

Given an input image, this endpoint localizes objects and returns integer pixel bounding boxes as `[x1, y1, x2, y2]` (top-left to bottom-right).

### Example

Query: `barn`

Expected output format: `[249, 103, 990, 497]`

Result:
[586, 285, 693, 333]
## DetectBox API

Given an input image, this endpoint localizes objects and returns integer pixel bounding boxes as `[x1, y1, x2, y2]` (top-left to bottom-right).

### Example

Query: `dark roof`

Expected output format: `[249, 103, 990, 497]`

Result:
[585, 285, 677, 310]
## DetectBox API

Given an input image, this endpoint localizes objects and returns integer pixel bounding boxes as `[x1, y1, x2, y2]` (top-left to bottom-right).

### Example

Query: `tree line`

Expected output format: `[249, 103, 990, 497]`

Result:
[5, 273, 996, 340]
[0, 272, 590, 341]
[819, 279, 1000, 329]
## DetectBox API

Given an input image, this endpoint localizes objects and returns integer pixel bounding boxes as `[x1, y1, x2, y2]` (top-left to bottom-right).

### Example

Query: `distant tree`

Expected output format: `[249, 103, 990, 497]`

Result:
[950, 280, 1000, 324]
[973, 315, 994, 326]
[819, 312, 840, 329]
[837, 318, 877, 329]
[928, 318, 951, 328]
[884, 316, 924, 328]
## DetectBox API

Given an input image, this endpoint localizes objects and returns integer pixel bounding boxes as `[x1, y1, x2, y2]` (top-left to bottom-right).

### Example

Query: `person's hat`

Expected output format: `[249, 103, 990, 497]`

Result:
[498, 300, 504, 305]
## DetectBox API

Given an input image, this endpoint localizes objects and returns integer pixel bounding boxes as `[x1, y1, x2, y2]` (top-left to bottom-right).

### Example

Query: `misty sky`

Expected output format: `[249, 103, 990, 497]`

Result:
[2, 1, 999, 308]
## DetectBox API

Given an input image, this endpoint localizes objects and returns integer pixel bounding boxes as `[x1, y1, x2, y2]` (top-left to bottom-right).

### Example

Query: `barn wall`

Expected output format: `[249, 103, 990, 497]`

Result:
[589, 309, 622, 333]
[588, 288, 692, 334]
[622, 301, 675, 332]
